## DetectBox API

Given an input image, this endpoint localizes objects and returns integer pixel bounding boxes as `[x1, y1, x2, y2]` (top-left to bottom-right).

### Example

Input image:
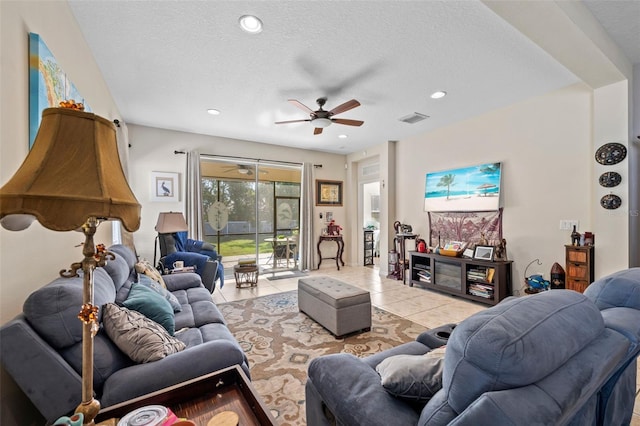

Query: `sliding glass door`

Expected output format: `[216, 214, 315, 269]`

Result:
[200, 157, 301, 272]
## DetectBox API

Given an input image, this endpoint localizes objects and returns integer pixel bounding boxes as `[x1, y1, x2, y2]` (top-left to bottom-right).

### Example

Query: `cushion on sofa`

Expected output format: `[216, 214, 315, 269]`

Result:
[585, 267, 640, 310]
[109, 244, 138, 270]
[444, 290, 605, 413]
[102, 251, 131, 293]
[102, 303, 185, 363]
[122, 283, 176, 335]
[138, 274, 182, 312]
[23, 268, 116, 349]
[135, 258, 166, 288]
[376, 346, 446, 402]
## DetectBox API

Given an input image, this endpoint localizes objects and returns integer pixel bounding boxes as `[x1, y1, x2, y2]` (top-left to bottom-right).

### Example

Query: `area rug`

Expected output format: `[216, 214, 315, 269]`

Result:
[218, 291, 427, 426]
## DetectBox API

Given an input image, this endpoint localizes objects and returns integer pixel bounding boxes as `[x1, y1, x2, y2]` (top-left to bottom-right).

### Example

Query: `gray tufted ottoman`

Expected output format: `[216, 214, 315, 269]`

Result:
[298, 276, 371, 338]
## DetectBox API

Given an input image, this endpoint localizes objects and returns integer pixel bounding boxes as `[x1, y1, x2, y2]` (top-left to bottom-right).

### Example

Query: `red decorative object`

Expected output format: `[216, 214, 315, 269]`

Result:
[327, 220, 342, 235]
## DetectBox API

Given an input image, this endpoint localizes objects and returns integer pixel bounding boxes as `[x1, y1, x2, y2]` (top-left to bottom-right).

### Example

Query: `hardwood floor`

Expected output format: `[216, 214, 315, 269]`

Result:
[214, 263, 640, 424]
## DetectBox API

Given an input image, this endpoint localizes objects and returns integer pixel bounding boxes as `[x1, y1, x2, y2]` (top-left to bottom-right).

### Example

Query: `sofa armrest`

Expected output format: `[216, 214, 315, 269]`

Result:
[100, 339, 246, 407]
[416, 323, 457, 348]
[306, 353, 420, 426]
[0, 316, 82, 423]
[162, 272, 203, 292]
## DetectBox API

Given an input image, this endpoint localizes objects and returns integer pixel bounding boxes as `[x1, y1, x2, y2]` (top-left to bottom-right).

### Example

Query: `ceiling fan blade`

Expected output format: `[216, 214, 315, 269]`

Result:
[332, 118, 364, 127]
[288, 99, 315, 114]
[314, 127, 323, 135]
[329, 99, 360, 116]
[275, 119, 311, 125]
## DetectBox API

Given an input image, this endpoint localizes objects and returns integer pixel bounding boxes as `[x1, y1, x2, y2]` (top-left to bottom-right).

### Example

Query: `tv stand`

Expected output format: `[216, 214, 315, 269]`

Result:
[409, 251, 512, 305]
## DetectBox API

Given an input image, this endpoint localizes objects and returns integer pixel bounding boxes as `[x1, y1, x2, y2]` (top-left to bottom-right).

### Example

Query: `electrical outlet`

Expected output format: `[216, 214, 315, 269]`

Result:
[559, 220, 579, 230]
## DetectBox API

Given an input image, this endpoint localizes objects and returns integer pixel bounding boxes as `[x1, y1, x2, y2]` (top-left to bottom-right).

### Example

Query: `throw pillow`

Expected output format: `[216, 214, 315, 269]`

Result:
[138, 274, 182, 312]
[102, 303, 185, 363]
[135, 258, 166, 288]
[376, 346, 446, 402]
[122, 282, 176, 335]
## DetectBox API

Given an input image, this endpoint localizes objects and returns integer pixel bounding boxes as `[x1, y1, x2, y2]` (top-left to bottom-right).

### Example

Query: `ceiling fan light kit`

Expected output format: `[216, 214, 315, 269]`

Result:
[313, 118, 332, 128]
[275, 97, 364, 135]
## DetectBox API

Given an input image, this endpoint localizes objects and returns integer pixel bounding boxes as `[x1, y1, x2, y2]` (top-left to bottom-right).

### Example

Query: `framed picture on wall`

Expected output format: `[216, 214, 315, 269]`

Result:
[325, 211, 334, 222]
[316, 180, 343, 206]
[150, 171, 179, 202]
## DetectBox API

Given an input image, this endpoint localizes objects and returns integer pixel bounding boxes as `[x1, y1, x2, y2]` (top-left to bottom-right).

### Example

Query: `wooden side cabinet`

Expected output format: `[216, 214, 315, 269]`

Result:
[565, 245, 595, 293]
[364, 230, 374, 266]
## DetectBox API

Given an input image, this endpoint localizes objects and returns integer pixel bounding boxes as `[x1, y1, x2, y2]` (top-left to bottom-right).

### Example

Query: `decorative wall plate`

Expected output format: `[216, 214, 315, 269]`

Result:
[598, 171, 622, 187]
[600, 194, 622, 210]
[595, 143, 627, 165]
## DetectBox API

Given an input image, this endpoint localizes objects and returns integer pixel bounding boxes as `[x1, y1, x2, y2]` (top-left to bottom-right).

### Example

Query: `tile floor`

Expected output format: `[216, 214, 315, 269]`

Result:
[213, 264, 640, 424]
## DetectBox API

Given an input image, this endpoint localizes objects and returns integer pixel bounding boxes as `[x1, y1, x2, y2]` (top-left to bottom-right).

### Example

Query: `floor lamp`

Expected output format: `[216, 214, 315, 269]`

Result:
[0, 107, 141, 425]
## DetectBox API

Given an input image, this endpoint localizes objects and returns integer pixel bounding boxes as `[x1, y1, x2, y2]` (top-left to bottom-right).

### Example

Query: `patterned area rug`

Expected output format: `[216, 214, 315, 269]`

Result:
[218, 291, 427, 425]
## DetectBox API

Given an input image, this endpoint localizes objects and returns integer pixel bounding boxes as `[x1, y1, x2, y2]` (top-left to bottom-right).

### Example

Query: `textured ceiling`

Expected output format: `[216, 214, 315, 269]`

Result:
[67, 1, 634, 155]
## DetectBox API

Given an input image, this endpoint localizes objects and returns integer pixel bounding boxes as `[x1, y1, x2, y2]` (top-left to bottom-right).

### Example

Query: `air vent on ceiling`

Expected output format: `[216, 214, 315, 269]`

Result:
[398, 112, 429, 124]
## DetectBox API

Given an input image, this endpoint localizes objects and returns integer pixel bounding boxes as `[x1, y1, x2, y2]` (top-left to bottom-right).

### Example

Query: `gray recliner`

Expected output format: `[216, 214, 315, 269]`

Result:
[306, 268, 640, 426]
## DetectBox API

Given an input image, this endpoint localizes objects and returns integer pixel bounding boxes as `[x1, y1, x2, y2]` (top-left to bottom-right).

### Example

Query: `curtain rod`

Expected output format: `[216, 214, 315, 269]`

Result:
[174, 150, 322, 168]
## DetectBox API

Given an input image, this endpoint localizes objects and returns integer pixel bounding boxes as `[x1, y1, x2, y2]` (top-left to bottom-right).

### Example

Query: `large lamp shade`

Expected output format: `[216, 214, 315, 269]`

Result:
[0, 107, 140, 232]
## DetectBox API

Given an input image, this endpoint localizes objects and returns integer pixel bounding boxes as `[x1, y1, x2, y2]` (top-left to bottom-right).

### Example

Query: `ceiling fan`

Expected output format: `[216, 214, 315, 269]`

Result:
[222, 164, 268, 176]
[275, 97, 364, 135]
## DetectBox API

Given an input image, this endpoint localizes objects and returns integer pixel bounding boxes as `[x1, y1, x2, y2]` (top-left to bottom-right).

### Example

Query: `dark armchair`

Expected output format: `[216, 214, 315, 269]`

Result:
[154, 212, 224, 292]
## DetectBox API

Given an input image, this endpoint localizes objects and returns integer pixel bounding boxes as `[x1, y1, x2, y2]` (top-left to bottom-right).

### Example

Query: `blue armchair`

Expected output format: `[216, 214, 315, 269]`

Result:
[157, 231, 224, 291]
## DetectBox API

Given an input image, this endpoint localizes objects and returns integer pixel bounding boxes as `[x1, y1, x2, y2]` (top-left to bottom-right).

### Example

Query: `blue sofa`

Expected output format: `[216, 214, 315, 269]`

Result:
[0, 244, 248, 424]
[306, 268, 640, 426]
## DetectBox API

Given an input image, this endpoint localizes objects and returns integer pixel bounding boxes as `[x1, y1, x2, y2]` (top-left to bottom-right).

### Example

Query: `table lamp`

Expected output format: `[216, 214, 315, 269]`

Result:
[154, 211, 189, 264]
[0, 106, 141, 425]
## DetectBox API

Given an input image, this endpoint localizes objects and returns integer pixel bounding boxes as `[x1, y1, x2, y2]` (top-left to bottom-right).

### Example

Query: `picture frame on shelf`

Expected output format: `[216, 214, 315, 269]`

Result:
[316, 179, 343, 206]
[473, 245, 494, 261]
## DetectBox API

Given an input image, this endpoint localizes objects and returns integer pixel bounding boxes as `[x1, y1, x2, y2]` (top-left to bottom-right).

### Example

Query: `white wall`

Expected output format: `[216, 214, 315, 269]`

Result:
[393, 83, 628, 294]
[126, 124, 347, 264]
[592, 81, 630, 276]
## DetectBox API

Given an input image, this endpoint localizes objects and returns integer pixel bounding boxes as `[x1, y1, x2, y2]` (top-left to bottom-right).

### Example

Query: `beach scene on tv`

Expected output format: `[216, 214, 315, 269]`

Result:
[424, 162, 502, 212]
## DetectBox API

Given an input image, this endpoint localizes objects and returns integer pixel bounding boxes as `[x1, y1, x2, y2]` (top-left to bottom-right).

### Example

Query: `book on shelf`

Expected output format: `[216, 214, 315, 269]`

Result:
[467, 267, 496, 283]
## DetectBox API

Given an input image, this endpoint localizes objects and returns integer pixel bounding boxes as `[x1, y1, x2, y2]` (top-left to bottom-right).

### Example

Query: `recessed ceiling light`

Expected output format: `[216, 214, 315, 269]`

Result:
[338, 134, 348, 139]
[239, 15, 263, 33]
[431, 91, 447, 99]
[207, 109, 220, 115]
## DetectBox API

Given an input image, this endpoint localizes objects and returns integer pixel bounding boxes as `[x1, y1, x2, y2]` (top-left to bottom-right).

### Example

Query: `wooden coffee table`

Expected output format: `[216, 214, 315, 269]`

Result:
[95, 365, 276, 426]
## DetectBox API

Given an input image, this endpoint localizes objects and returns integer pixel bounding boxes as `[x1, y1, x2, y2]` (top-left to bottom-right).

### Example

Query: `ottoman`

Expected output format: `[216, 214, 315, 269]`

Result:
[298, 276, 371, 338]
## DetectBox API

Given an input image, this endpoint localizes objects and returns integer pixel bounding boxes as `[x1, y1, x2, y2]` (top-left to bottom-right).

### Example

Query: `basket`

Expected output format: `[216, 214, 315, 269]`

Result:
[439, 249, 463, 257]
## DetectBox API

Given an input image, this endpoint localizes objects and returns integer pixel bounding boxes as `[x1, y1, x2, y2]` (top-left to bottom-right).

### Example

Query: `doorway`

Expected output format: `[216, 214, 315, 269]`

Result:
[362, 181, 381, 266]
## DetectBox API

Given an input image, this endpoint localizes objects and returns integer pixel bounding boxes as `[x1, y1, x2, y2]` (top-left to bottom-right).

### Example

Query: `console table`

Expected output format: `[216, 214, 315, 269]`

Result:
[317, 235, 345, 270]
[95, 365, 276, 425]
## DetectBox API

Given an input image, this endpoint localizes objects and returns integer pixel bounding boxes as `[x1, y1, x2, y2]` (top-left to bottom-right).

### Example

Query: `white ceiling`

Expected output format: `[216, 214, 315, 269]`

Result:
[68, 1, 638, 155]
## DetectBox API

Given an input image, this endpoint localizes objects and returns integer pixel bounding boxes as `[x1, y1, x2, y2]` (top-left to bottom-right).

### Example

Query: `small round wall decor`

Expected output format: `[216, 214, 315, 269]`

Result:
[600, 194, 622, 210]
[595, 142, 627, 165]
[598, 171, 622, 188]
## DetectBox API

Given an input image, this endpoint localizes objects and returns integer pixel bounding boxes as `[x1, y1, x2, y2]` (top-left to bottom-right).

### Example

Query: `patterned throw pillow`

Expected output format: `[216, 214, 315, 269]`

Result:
[135, 258, 166, 288]
[376, 346, 446, 402]
[138, 274, 182, 312]
[102, 303, 185, 363]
